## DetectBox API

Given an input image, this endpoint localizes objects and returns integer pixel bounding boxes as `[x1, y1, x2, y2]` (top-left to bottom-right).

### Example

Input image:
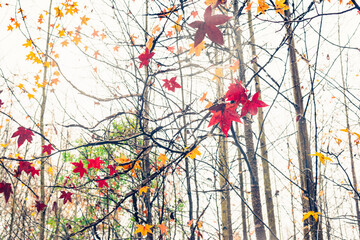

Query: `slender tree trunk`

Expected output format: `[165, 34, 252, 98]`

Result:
[236, 123, 248, 240]
[247, 9, 277, 240]
[216, 67, 233, 240]
[284, 7, 323, 239]
[39, 1, 53, 239]
[178, 30, 195, 239]
[233, 13, 266, 239]
[143, 1, 153, 239]
[338, 18, 360, 238]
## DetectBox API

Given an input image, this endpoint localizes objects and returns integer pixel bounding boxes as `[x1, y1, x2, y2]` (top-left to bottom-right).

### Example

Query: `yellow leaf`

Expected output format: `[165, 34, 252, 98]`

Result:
[139, 186, 149, 196]
[257, 0, 269, 14]
[28, 93, 35, 100]
[23, 39, 32, 48]
[189, 41, 205, 56]
[205, 0, 217, 6]
[309, 152, 332, 165]
[47, 167, 53, 176]
[212, 68, 223, 81]
[302, 211, 321, 222]
[275, 0, 289, 15]
[58, 29, 66, 37]
[134, 224, 153, 236]
[197, 220, 203, 228]
[7, 24, 14, 31]
[186, 146, 201, 159]
[172, 15, 183, 32]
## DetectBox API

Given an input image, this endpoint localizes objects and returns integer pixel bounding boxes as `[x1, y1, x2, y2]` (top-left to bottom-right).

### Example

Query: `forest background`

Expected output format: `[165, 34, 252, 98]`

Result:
[0, 0, 360, 239]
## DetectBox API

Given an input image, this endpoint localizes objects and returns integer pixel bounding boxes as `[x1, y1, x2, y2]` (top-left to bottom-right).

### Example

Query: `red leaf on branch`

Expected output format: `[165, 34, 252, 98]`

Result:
[28, 167, 40, 177]
[14, 161, 39, 178]
[35, 200, 47, 212]
[240, 92, 268, 116]
[0, 181, 13, 203]
[71, 160, 87, 178]
[138, 48, 155, 68]
[107, 164, 118, 176]
[42, 144, 54, 155]
[59, 191, 73, 204]
[188, 5, 231, 47]
[87, 157, 104, 170]
[162, 77, 181, 92]
[208, 103, 241, 137]
[96, 176, 109, 188]
[11, 127, 34, 148]
[16, 161, 32, 176]
[225, 79, 248, 104]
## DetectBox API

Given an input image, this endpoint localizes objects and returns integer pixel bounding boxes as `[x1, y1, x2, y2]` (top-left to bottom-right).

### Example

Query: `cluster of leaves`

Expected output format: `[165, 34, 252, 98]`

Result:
[208, 80, 268, 136]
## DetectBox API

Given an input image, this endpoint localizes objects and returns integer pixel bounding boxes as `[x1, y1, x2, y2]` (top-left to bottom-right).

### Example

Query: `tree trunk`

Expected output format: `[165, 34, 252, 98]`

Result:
[284, 7, 323, 239]
[338, 17, 360, 238]
[236, 123, 248, 240]
[39, 1, 53, 239]
[247, 9, 277, 240]
[142, 1, 153, 239]
[233, 13, 266, 240]
[217, 74, 233, 240]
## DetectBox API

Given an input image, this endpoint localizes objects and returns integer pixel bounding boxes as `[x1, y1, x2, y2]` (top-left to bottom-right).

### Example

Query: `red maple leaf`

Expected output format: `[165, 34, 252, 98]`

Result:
[96, 176, 109, 188]
[107, 164, 118, 176]
[138, 48, 155, 68]
[0, 181, 13, 203]
[15, 160, 41, 178]
[11, 127, 34, 148]
[87, 157, 104, 170]
[162, 77, 181, 92]
[188, 5, 231, 47]
[71, 160, 87, 178]
[42, 144, 54, 155]
[28, 167, 40, 177]
[240, 92, 268, 117]
[35, 200, 47, 212]
[59, 191, 73, 204]
[208, 103, 241, 137]
[225, 79, 248, 104]
[16, 161, 32, 176]
[0, 99, 4, 107]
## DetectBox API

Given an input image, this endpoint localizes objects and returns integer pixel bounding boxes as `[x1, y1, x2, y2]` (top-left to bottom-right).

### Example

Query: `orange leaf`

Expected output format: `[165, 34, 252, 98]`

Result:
[200, 92, 207, 103]
[205, 101, 213, 108]
[80, 15, 90, 25]
[187, 219, 193, 227]
[245, 2, 253, 12]
[158, 153, 168, 165]
[134, 224, 153, 236]
[158, 223, 169, 236]
[152, 25, 160, 34]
